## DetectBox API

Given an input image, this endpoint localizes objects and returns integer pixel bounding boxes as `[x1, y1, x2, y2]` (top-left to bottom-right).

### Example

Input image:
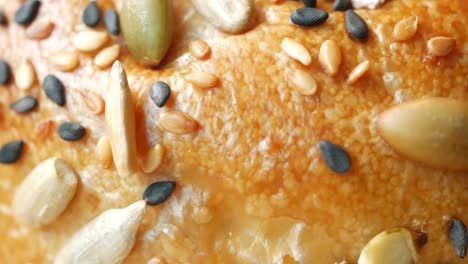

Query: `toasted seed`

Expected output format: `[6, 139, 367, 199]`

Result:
[58, 122, 85, 141]
[142, 144, 164, 173]
[96, 136, 113, 168]
[55, 200, 147, 264]
[376, 97, 468, 171]
[345, 10, 368, 40]
[121, 0, 174, 67]
[281, 38, 312, 66]
[347, 60, 370, 84]
[290, 7, 329, 27]
[427, 36, 456, 57]
[10, 96, 38, 113]
[351, 0, 385, 9]
[104, 9, 120, 35]
[78, 89, 104, 115]
[287, 69, 317, 96]
[72, 30, 109, 52]
[105, 61, 138, 177]
[319, 40, 341, 76]
[0, 10, 7, 25]
[189, 39, 211, 60]
[43, 75, 66, 106]
[35, 120, 54, 140]
[82, 1, 101, 27]
[449, 219, 467, 258]
[302, 0, 317, 7]
[150, 81, 171, 108]
[14, 0, 41, 25]
[333, 0, 352, 11]
[192, 0, 255, 33]
[0, 59, 12, 84]
[143, 181, 176, 206]
[15, 59, 36, 90]
[184, 72, 218, 89]
[94, 44, 120, 69]
[25, 19, 55, 40]
[358, 228, 418, 264]
[12, 157, 77, 227]
[0, 140, 24, 164]
[49, 52, 80, 72]
[159, 110, 199, 134]
[319, 140, 351, 173]
[393, 16, 418, 42]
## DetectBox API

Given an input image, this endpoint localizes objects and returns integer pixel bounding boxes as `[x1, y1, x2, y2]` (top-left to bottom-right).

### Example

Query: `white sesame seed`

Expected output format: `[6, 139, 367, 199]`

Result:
[281, 37, 312, 66]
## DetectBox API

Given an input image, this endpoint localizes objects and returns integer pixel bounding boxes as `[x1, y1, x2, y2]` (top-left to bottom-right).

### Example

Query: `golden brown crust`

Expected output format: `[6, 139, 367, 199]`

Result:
[0, 0, 467, 263]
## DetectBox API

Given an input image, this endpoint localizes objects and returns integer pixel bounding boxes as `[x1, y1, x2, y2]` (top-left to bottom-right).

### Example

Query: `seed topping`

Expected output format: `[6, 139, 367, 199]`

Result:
[345, 10, 368, 40]
[104, 8, 120, 35]
[347, 60, 370, 84]
[290, 7, 329, 27]
[159, 110, 199, 134]
[319, 40, 342, 76]
[35, 120, 55, 140]
[143, 181, 176, 206]
[58, 122, 85, 141]
[184, 72, 218, 89]
[49, 52, 80, 72]
[15, 59, 36, 90]
[287, 69, 318, 96]
[319, 140, 351, 173]
[333, 0, 352, 11]
[82, 1, 101, 27]
[96, 136, 113, 168]
[393, 16, 418, 42]
[189, 39, 211, 60]
[10, 96, 38, 113]
[0, 10, 7, 25]
[141, 144, 164, 173]
[0, 140, 24, 164]
[25, 19, 55, 40]
[78, 89, 105, 115]
[72, 30, 109, 52]
[0, 59, 12, 85]
[14, 0, 41, 25]
[427, 36, 456, 57]
[94, 44, 120, 69]
[150, 81, 171, 108]
[449, 219, 467, 258]
[302, 0, 317, 7]
[43, 75, 66, 106]
[281, 38, 312, 66]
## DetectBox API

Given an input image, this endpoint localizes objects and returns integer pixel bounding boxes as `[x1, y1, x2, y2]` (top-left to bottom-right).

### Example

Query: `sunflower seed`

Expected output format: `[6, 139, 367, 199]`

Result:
[10, 96, 38, 113]
[290, 7, 329, 27]
[141, 144, 164, 173]
[78, 89, 104, 115]
[96, 136, 113, 168]
[319, 140, 351, 173]
[333, 0, 352, 11]
[287, 69, 318, 96]
[358, 228, 418, 264]
[281, 38, 312, 66]
[14, 0, 41, 25]
[319, 40, 342, 76]
[43, 75, 66, 106]
[376, 97, 468, 171]
[0, 59, 12, 84]
[49, 52, 80, 72]
[15, 59, 36, 90]
[55, 200, 147, 264]
[72, 30, 109, 52]
[449, 219, 467, 258]
[82, 1, 101, 27]
[12, 157, 77, 227]
[184, 72, 218, 89]
[143, 181, 176, 206]
[94, 44, 120, 69]
[189, 39, 211, 60]
[104, 8, 120, 36]
[393, 16, 418, 42]
[0, 140, 24, 164]
[427, 36, 456, 57]
[345, 10, 368, 40]
[58, 122, 85, 141]
[150, 81, 171, 108]
[105, 61, 137, 177]
[159, 110, 199, 134]
[25, 19, 55, 40]
[347, 60, 370, 84]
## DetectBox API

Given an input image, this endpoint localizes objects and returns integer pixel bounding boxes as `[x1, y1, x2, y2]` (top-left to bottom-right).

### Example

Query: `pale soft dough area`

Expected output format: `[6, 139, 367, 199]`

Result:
[0, 0, 467, 263]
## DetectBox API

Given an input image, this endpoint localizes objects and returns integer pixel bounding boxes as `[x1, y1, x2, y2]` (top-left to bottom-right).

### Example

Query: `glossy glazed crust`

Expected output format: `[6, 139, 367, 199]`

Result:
[0, 0, 467, 263]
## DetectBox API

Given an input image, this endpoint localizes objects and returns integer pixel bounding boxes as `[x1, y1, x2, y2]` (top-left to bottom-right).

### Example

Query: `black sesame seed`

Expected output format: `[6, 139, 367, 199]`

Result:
[10, 96, 38, 113]
[82, 1, 101, 27]
[58, 122, 85, 141]
[345, 10, 369, 40]
[104, 8, 120, 36]
[290, 7, 329, 27]
[43, 75, 65, 106]
[143, 181, 176, 206]
[14, 0, 41, 25]
[0, 10, 8, 26]
[301, 0, 317, 8]
[333, 0, 352, 11]
[150, 81, 171, 108]
[0, 140, 24, 164]
[0, 59, 11, 85]
[449, 219, 467, 258]
[319, 140, 351, 173]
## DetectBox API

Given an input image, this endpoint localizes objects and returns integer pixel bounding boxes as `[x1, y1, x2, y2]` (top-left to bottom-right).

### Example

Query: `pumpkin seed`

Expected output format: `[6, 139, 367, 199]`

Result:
[376, 97, 468, 171]
[54, 200, 147, 264]
[12, 157, 77, 227]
